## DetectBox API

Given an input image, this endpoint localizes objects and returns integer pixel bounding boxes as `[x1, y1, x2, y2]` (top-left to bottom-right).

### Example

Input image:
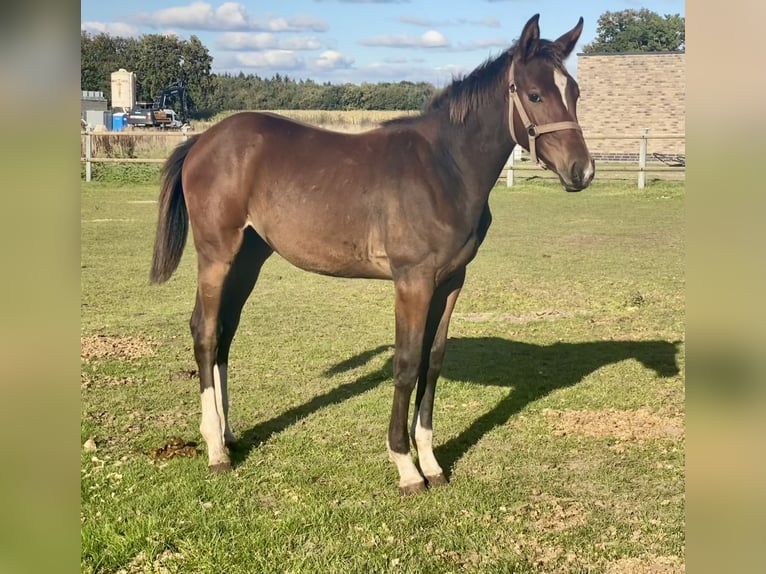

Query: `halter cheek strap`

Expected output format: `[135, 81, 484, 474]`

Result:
[508, 62, 582, 167]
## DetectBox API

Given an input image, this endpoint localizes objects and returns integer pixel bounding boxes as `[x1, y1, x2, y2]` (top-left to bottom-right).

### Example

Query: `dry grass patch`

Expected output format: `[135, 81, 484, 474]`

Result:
[544, 408, 684, 441]
[454, 309, 583, 324]
[526, 492, 589, 533]
[81, 335, 155, 362]
[80, 372, 138, 389]
[606, 554, 684, 574]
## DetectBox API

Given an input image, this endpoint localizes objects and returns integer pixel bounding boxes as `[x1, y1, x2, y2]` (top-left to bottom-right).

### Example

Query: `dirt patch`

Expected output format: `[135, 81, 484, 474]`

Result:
[606, 555, 684, 574]
[148, 437, 199, 460]
[81, 335, 154, 362]
[116, 549, 184, 574]
[453, 310, 583, 324]
[527, 492, 589, 533]
[171, 368, 197, 382]
[544, 408, 684, 441]
[81, 372, 138, 389]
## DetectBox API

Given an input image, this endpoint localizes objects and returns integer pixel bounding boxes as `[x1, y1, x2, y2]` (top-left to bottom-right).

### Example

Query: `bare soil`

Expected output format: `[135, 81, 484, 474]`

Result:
[606, 555, 684, 574]
[81, 335, 154, 361]
[544, 408, 684, 441]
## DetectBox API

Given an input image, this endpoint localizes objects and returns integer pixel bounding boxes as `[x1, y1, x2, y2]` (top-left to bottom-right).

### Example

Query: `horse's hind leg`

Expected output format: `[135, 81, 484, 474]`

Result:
[190, 252, 233, 472]
[191, 227, 272, 472]
[215, 228, 273, 447]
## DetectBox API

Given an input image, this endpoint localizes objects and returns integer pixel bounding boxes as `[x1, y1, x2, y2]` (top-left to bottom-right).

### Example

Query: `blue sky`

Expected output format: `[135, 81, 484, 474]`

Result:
[81, 0, 685, 85]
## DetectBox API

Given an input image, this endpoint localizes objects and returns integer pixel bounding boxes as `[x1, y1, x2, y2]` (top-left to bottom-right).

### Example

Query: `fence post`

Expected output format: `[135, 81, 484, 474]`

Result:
[638, 128, 648, 189]
[85, 127, 93, 182]
[506, 151, 514, 187]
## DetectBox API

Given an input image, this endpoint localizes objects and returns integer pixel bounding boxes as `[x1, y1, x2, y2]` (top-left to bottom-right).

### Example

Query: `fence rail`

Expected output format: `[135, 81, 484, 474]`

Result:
[81, 128, 684, 188]
[505, 130, 685, 189]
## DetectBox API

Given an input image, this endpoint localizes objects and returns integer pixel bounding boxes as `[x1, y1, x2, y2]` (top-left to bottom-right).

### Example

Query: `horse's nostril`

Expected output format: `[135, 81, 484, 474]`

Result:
[570, 161, 584, 185]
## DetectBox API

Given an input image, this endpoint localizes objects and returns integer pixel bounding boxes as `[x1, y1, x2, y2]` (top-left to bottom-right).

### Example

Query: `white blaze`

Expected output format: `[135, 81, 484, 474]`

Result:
[553, 68, 569, 111]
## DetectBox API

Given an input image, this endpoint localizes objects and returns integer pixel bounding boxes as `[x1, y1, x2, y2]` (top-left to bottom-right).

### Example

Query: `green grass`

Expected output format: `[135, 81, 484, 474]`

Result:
[81, 179, 685, 573]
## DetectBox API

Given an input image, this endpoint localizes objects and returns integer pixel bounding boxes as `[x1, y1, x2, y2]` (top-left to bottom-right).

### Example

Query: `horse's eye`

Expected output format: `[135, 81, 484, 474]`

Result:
[529, 93, 542, 103]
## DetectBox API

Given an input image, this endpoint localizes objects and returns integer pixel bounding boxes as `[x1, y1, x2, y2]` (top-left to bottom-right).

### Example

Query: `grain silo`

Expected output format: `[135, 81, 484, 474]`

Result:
[110, 68, 136, 113]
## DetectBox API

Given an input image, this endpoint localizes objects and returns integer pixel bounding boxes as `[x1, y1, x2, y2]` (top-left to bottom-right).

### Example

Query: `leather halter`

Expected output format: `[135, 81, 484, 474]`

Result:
[507, 61, 582, 167]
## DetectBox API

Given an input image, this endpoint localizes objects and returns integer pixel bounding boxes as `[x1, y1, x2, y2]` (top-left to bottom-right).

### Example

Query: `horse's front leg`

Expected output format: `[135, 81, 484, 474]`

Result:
[411, 268, 465, 486]
[387, 276, 434, 495]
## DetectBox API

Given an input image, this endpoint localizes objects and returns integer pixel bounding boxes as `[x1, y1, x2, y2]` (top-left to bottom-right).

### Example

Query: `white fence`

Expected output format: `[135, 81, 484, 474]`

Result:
[505, 130, 685, 189]
[81, 128, 684, 188]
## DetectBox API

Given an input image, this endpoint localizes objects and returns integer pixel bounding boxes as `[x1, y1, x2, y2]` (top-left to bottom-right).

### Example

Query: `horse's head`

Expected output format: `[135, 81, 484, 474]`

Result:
[508, 15, 595, 191]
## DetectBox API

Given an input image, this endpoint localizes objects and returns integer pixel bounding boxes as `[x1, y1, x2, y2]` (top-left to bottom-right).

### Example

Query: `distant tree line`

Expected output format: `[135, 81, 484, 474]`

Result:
[206, 73, 435, 114]
[81, 31, 434, 118]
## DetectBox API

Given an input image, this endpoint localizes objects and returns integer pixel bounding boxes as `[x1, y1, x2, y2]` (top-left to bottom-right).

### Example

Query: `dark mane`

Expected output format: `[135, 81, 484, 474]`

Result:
[382, 39, 566, 127]
[426, 49, 512, 124]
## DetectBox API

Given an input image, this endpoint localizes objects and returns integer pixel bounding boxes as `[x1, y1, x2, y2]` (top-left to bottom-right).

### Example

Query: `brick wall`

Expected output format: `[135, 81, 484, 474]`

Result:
[576, 52, 685, 159]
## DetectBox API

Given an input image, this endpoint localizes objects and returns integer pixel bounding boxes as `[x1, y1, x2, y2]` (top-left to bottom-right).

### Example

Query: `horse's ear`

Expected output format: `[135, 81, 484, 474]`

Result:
[555, 17, 584, 59]
[518, 14, 540, 61]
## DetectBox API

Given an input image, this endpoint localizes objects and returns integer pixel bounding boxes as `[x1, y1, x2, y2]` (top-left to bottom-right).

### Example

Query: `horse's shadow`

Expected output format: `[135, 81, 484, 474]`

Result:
[232, 337, 681, 474]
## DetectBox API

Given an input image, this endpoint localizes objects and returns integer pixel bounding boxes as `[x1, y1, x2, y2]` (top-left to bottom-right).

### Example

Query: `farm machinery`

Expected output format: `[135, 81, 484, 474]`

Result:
[125, 79, 193, 129]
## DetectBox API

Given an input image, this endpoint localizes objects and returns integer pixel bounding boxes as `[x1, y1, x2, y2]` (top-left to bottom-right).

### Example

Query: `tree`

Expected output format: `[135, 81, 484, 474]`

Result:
[81, 31, 213, 115]
[81, 32, 139, 99]
[181, 36, 213, 112]
[582, 9, 685, 53]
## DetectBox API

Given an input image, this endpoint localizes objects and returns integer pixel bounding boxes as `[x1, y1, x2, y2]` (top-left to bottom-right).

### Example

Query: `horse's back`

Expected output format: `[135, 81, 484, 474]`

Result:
[180, 111, 471, 280]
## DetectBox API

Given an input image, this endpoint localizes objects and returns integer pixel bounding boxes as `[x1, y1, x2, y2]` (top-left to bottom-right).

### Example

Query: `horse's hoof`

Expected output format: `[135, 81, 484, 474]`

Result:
[208, 462, 232, 473]
[399, 481, 427, 496]
[425, 474, 449, 487]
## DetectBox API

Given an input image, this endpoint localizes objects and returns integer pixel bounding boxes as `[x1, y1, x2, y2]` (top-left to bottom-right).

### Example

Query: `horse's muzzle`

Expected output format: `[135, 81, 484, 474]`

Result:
[562, 158, 595, 192]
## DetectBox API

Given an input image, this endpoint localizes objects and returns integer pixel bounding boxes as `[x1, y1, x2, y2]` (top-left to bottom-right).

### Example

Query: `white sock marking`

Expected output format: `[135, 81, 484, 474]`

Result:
[387, 440, 424, 489]
[213, 364, 235, 443]
[414, 414, 443, 479]
[200, 386, 228, 466]
[553, 68, 569, 111]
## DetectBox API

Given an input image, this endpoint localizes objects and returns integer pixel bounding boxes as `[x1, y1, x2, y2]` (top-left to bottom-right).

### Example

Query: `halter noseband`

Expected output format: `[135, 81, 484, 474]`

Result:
[508, 61, 582, 168]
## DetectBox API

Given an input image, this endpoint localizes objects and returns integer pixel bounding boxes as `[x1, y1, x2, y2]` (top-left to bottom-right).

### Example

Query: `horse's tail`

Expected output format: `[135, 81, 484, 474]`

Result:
[150, 135, 198, 284]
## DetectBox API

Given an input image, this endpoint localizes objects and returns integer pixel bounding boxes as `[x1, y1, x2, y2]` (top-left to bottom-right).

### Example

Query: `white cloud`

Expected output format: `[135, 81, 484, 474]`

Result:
[280, 36, 323, 51]
[421, 31, 449, 47]
[360, 30, 449, 48]
[217, 32, 322, 51]
[81, 21, 140, 37]
[232, 50, 305, 70]
[132, 2, 328, 32]
[215, 2, 249, 28]
[314, 50, 354, 69]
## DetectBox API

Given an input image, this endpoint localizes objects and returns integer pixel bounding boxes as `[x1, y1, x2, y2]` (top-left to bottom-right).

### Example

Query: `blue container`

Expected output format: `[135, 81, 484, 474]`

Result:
[112, 113, 126, 132]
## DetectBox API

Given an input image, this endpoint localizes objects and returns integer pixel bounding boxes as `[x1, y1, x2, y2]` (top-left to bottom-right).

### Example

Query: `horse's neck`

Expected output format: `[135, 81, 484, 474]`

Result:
[441, 94, 514, 207]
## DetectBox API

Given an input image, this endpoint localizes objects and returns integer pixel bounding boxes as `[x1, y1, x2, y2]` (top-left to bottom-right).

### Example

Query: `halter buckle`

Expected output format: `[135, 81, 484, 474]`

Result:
[527, 125, 538, 137]
[509, 83, 517, 94]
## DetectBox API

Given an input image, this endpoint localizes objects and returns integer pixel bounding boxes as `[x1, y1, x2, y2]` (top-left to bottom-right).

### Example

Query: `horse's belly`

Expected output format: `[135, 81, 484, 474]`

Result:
[254, 224, 392, 280]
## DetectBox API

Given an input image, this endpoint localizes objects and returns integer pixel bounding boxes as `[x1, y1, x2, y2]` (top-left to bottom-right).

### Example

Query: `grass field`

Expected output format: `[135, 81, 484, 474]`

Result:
[81, 178, 685, 573]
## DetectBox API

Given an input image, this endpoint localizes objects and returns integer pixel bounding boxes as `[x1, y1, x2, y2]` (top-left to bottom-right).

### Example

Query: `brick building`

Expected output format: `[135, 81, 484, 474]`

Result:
[575, 52, 685, 161]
